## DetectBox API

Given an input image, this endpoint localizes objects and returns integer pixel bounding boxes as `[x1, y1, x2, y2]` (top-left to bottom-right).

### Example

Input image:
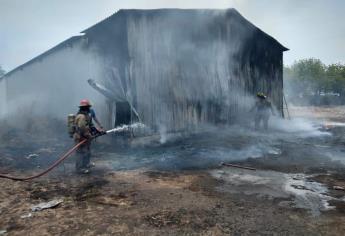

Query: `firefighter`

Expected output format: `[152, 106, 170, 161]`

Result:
[74, 99, 102, 174]
[250, 93, 275, 130]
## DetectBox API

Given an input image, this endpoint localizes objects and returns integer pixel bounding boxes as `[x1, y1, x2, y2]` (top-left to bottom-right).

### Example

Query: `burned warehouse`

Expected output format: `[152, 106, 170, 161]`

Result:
[4, 4, 345, 235]
[0, 9, 288, 132]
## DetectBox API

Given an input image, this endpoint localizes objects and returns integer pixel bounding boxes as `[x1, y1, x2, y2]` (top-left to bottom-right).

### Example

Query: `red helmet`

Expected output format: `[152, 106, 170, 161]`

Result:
[79, 99, 92, 107]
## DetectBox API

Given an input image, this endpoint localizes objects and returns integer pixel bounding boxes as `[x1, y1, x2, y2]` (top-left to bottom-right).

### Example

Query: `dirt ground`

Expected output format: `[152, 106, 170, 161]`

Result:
[289, 105, 345, 122]
[1, 106, 345, 235]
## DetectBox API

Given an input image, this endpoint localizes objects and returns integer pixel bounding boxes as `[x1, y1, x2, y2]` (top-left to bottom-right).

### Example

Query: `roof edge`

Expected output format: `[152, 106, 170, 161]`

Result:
[229, 9, 288, 51]
[1, 36, 82, 79]
[2, 8, 289, 81]
[82, 8, 288, 51]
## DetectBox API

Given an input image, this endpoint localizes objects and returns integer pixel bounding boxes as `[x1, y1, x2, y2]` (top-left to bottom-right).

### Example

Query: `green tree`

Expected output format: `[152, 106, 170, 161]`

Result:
[284, 58, 345, 105]
[290, 58, 326, 95]
[326, 63, 345, 97]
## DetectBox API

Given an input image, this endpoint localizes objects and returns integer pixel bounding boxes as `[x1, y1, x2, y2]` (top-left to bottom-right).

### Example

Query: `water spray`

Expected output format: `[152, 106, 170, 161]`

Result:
[105, 123, 146, 135]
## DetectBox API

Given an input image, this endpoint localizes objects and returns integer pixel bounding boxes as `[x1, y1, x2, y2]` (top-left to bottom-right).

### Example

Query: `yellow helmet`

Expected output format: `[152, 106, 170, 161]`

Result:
[256, 92, 266, 99]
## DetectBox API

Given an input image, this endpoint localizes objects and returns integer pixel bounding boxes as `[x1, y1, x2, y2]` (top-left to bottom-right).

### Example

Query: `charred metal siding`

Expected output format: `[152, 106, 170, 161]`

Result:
[85, 9, 287, 131]
[241, 29, 285, 117]
[2, 9, 287, 132]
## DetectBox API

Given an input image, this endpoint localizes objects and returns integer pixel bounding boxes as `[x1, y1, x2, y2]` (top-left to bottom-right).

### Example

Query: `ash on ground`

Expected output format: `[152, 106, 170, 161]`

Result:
[1, 106, 345, 235]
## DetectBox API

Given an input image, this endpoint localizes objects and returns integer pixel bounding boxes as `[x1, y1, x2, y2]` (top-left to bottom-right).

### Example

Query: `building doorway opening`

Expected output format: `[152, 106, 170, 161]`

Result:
[115, 102, 131, 126]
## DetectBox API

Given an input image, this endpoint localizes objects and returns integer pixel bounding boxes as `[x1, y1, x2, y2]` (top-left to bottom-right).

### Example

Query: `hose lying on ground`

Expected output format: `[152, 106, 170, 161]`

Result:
[220, 162, 256, 171]
[0, 139, 88, 181]
[0, 123, 145, 181]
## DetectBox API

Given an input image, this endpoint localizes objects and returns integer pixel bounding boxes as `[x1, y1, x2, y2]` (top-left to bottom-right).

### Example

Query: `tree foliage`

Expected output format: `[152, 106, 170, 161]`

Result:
[284, 59, 345, 105]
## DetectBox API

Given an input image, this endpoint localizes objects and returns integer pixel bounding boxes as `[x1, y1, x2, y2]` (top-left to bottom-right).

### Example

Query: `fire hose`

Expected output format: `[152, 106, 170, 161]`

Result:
[0, 123, 144, 181]
[0, 139, 88, 181]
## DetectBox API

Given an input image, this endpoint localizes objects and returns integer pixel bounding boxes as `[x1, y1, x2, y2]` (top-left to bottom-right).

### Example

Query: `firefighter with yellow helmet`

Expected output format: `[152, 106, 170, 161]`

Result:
[250, 93, 275, 130]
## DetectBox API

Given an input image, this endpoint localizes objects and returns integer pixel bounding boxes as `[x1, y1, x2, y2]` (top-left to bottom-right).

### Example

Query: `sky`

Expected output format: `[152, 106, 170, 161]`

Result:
[1, 0, 345, 71]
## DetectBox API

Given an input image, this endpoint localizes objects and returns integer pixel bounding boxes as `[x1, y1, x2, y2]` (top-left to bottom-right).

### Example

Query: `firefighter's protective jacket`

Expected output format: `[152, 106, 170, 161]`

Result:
[73, 112, 92, 141]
